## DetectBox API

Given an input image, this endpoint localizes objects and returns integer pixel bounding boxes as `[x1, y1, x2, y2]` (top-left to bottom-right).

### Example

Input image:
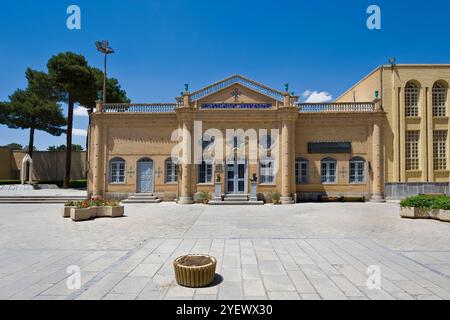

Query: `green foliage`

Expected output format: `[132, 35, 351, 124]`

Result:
[47, 52, 96, 105]
[2, 143, 23, 150]
[198, 191, 209, 202]
[0, 68, 67, 156]
[47, 52, 130, 111]
[0, 180, 21, 185]
[271, 191, 281, 203]
[48, 144, 84, 151]
[400, 195, 450, 210]
[89, 67, 130, 108]
[430, 197, 450, 210]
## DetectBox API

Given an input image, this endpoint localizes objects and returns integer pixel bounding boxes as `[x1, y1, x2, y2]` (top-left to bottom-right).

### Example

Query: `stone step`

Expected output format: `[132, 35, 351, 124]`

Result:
[121, 199, 162, 204]
[121, 193, 162, 204]
[209, 200, 264, 205]
[128, 195, 159, 200]
[224, 197, 248, 202]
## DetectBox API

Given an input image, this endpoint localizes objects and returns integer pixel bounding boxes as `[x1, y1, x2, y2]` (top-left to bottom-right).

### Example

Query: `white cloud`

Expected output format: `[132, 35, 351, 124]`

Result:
[72, 128, 87, 137]
[304, 91, 333, 103]
[74, 106, 89, 117]
[302, 90, 312, 98]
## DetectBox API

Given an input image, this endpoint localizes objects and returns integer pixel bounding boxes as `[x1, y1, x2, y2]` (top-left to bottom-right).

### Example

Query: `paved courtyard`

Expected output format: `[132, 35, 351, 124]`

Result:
[0, 201, 450, 300]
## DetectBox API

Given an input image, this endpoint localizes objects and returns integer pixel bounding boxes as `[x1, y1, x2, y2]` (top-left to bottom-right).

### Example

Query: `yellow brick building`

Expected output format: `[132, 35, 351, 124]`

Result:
[88, 66, 450, 203]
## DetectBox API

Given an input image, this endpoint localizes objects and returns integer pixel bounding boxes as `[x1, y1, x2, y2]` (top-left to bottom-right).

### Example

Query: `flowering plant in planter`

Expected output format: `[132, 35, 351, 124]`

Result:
[63, 198, 123, 221]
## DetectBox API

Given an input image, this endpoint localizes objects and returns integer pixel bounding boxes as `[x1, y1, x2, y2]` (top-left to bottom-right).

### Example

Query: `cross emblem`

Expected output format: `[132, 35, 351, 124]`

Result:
[340, 166, 348, 178]
[156, 166, 163, 178]
[126, 166, 135, 178]
[231, 88, 241, 102]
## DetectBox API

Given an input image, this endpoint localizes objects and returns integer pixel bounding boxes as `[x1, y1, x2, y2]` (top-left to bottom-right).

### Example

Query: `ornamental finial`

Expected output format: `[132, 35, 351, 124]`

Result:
[184, 84, 189, 93]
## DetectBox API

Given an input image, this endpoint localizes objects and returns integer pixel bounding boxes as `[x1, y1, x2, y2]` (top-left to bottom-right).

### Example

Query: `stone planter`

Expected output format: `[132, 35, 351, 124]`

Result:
[97, 206, 125, 218]
[400, 207, 430, 219]
[62, 206, 76, 218]
[400, 207, 450, 222]
[174, 255, 217, 288]
[438, 210, 450, 222]
[429, 209, 440, 220]
[70, 207, 96, 221]
[69, 206, 124, 221]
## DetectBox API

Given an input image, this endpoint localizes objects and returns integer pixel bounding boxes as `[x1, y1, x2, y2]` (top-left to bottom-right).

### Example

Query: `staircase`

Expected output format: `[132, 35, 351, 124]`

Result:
[0, 195, 86, 204]
[209, 194, 264, 205]
[121, 193, 162, 204]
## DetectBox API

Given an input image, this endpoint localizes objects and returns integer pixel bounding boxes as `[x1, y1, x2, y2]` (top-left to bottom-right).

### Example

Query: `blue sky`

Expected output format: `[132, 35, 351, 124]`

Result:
[0, 0, 449, 150]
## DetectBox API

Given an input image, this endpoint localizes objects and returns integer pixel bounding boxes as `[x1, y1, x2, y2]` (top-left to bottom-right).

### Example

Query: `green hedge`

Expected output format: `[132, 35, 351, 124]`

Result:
[400, 195, 450, 210]
[0, 179, 87, 189]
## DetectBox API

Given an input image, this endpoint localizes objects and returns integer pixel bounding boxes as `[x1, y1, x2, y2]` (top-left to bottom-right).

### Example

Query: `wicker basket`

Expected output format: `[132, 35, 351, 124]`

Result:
[173, 255, 217, 288]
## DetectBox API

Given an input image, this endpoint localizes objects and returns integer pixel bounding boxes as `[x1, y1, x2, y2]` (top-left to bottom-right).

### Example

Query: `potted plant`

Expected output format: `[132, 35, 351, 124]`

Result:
[271, 191, 281, 205]
[199, 191, 209, 204]
[174, 254, 217, 288]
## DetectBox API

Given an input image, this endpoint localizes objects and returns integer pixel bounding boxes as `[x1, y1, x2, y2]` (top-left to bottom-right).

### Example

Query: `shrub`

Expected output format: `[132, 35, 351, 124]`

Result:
[198, 192, 209, 203]
[271, 191, 281, 204]
[400, 195, 450, 210]
[430, 197, 450, 210]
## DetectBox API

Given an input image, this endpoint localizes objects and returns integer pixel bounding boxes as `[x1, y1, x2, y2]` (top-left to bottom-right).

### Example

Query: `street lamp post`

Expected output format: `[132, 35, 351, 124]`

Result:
[95, 40, 115, 103]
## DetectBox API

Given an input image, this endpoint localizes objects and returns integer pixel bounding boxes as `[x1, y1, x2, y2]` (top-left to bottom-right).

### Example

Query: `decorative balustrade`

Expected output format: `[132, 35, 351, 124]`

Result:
[189, 75, 285, 102]
[102, 103, 176, 113]
[297, 102, 375, 113]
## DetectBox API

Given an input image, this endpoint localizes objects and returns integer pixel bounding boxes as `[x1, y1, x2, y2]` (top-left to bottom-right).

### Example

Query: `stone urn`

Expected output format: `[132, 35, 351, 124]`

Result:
[174, 255, 217, 288]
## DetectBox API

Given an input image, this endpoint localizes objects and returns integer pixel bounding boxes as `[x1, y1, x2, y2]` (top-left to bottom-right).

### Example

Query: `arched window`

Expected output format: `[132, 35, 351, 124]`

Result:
[432, 82, 447, 117]
[259, 133, 276, 150]
[295, 158, 309, 184]
[109, 157, 125, 183]
[198, 161, 213, 183]
[321, 157, 337, 184]
[405, 82, 419, 117]
[260, 159, 276, 184]
[165, 158, 178, 183]
[349, 157, 366, 183]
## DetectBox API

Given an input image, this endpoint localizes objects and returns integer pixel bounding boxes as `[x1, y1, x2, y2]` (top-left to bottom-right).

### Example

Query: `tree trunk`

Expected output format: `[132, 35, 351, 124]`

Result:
[28, 126, 35, 158]
[64, 96, 74, 189]
[27, 126, 35, 183]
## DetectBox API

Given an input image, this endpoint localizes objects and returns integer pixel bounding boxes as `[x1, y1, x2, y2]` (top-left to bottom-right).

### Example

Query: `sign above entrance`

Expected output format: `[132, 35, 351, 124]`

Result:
[201, 103, 273, 110]
[308, 142, 352, 154]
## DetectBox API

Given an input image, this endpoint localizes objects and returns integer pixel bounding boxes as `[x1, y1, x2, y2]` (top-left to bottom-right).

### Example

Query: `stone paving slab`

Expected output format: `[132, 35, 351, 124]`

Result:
[0, 202, 449, 300]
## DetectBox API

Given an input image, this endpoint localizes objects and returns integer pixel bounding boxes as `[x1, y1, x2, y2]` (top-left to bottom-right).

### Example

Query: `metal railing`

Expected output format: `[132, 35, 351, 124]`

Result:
[102, 103, 176, 113]
[297, 102, 375, 113]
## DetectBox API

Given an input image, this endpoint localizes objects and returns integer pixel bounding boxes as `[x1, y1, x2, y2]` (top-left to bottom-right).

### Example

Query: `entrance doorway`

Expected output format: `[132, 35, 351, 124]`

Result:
[226, 159, 247, 194]
[137, 158, 154, 193]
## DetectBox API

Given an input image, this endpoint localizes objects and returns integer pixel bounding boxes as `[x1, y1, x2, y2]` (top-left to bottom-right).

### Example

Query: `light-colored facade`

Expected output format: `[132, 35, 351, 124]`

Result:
[88, 66, 450, 203]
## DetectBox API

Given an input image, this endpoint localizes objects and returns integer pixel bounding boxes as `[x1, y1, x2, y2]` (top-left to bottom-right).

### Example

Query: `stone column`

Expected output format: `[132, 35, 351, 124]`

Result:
[280, 94, 297, 204]
[178, 95, 195, 204]
[371, 117, 385, 202]
[92, 111, 104, 198]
